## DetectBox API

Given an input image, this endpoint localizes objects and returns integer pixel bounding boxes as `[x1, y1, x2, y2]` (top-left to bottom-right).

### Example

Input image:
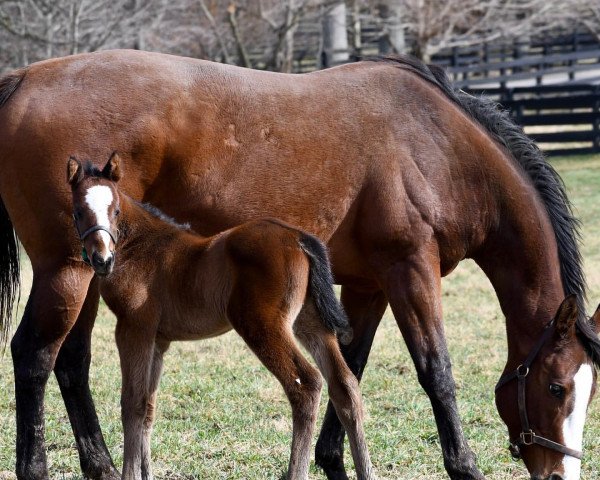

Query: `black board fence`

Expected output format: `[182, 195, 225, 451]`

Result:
[464, 84, 600, 156]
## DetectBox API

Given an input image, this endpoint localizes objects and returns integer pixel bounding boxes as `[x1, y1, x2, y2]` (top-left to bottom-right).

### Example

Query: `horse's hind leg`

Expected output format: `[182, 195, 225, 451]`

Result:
[11, 263, 94, 480]
[295, 302, 376, 480]
[54, 275, 119, 479]
[315, 286, 387, 480]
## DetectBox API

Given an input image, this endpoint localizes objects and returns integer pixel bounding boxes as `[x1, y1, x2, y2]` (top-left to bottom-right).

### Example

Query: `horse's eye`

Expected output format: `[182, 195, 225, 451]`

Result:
[114, 208, 120, 217]
[549, 383, 565, 399]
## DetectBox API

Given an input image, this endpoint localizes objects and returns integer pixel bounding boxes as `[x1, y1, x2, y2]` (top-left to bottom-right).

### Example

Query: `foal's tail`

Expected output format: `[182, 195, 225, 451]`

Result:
[0, 69, 25, 346]
[0, 197, 20, 346]
[299, 233, 353, 345]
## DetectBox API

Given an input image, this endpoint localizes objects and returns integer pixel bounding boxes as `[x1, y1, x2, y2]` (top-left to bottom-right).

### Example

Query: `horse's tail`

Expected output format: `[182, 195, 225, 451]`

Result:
[299, 233, 353, 345]
[0, 68, 25, 345]
[0, 68, 26, 109]
[0, 192, 20, 347]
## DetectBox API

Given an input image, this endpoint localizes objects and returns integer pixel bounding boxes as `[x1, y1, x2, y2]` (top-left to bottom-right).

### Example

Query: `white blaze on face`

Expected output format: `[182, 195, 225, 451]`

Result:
[85, 185, 114, 260]
[562, 363, 593, 480]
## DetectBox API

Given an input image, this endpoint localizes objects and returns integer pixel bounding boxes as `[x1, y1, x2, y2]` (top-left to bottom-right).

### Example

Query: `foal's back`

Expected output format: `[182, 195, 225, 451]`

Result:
[102, 212, 310, 343]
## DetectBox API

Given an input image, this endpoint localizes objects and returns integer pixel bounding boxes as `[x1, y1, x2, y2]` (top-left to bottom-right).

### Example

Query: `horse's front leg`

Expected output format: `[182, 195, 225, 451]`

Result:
[11, 263, 93, 480]
[54, 275, 119, 479]
[116, 319, 157, 480]
[383, 246, 485, 480]
[315, 286, 388, 480]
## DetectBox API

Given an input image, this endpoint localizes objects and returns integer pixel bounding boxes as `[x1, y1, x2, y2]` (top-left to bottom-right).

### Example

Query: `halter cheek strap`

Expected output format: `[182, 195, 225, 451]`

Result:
[495, 319, 583, 461]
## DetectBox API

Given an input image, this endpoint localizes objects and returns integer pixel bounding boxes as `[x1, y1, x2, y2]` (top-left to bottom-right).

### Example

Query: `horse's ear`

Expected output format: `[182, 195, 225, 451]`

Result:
[102, 152, 122, 182]
[555, 294, 579, 339]
[67, 157, 83, 186]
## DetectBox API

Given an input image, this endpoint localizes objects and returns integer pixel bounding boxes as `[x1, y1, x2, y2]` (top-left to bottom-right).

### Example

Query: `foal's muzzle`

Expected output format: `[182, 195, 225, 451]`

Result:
[91, 251, 114, 276]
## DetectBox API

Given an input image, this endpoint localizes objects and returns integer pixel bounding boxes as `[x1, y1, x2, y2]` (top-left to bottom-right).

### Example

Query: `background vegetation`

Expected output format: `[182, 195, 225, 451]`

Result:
[0, 154, 599, 479]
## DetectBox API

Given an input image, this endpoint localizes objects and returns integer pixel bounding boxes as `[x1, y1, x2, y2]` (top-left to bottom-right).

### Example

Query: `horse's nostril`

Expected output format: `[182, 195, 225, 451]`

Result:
[547, 474, 564, 480]
[92, 251, 106, 266]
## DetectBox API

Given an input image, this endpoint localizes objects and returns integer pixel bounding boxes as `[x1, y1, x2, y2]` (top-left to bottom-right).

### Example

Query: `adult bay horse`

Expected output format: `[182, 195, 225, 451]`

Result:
[67, 154, 374, 480]
[0, 50, 599, 480]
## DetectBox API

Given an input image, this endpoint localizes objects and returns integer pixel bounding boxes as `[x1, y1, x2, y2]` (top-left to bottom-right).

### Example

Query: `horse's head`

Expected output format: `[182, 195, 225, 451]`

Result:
[67, 153, 122, 276]
[495, 295, 600, 480]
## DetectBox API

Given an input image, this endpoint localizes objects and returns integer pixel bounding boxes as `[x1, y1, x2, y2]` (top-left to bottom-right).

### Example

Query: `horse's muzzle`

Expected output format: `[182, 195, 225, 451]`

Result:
[91, 251, 114, 276]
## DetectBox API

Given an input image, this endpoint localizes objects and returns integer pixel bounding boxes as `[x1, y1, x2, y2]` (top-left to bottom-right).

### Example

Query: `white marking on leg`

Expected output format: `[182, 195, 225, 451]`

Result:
[562, 363, 593, 480]
[85, 185, 114, 260]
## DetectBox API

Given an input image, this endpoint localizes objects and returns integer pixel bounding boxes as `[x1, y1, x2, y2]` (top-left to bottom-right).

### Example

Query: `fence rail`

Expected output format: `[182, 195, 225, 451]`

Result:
[465, 84, 600, 156]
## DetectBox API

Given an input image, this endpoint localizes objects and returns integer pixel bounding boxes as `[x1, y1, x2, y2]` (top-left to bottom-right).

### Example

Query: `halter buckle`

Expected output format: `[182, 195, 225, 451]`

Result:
[520, 430, 535, 446]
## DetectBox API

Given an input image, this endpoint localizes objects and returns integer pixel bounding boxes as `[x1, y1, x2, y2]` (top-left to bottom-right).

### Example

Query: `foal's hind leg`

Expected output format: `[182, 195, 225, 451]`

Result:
[295, 302, 376, 480]
[54, 276, 119, 479]
[228, 301, 322, 479]
[315, 286, 387, 480]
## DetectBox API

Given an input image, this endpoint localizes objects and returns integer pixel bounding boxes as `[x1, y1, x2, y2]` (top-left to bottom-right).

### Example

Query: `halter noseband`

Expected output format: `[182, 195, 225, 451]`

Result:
[495, 319, 582, 461]
[73, 214, 118, 265]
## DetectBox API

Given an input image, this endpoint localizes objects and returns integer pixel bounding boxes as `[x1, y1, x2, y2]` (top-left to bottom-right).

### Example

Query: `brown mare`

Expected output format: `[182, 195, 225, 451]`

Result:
[1, 50, 599, 480]
[67, 154, 374, 480]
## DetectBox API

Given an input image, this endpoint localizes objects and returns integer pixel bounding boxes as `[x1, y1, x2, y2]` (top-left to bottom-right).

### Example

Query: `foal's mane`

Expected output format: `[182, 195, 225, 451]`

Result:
[136, 202, 191, 232]
[363, 55, 597, 360]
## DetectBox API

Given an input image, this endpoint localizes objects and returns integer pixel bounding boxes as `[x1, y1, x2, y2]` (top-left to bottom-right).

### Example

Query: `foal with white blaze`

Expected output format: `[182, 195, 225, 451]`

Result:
[67, 154, 375, 480]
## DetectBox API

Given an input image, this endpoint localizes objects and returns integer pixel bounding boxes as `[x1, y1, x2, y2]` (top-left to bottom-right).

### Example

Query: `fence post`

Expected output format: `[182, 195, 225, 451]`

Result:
[594, 85, 600, 153]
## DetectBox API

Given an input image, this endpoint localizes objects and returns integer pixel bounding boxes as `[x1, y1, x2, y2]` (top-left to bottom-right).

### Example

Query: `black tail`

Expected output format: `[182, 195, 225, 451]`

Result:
[0, 69, 25, 345]
[299, 233, 353, 345]
[0, 197, 19, 345]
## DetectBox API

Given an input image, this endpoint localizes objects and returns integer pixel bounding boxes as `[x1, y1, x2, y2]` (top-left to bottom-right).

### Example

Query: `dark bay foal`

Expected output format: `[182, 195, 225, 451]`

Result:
[67, 154, 375, 480]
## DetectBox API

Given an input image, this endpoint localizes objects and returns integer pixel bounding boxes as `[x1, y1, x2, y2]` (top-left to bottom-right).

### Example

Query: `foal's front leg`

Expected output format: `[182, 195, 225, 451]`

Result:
[140, 340, 169, 480]
[115, 319, 158, 480]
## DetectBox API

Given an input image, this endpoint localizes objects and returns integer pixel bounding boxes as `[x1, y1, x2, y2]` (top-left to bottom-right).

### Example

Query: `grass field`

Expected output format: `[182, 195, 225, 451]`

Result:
[2, 155, 600, 479]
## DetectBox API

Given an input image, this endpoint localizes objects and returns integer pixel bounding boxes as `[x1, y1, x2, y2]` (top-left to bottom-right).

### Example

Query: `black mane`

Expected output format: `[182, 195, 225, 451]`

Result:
[364, 55, 587, 325]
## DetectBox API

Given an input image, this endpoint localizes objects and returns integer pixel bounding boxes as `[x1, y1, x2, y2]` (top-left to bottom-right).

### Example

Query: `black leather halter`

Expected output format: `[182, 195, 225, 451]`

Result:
[495, 319, 582, 461]
[73, 214, 118, 265]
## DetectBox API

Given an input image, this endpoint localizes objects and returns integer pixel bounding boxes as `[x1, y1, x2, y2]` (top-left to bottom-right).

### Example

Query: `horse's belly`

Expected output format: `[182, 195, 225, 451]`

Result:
[158, 311, 232, 342]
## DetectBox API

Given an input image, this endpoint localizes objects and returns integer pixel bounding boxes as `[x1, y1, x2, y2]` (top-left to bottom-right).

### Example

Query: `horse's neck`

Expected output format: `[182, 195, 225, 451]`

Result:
[474, 168, 564, 358]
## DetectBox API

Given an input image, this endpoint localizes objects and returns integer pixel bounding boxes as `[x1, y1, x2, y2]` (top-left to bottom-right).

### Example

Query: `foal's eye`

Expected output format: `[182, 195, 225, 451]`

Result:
[549, 383, 565, 399]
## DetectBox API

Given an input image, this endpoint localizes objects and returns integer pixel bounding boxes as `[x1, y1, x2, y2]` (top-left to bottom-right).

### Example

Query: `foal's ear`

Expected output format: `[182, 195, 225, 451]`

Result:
[67, 157, 83, 186]
[102, 152, 122, 182]
[555, 294, 579, 339]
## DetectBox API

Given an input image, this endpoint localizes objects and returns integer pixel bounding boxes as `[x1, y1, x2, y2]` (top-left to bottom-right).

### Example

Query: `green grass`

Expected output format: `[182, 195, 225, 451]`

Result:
[2, 155, 600, 479]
